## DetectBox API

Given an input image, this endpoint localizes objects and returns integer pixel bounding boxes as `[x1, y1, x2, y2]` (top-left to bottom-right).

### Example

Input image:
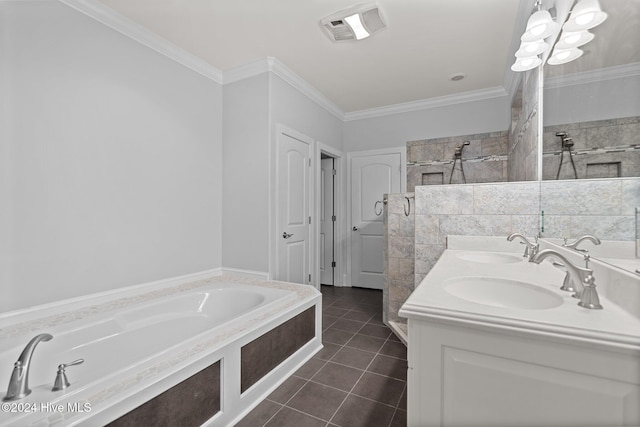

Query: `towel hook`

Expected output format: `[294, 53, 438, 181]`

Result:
[404, 196, 411, 216]
[374, 200, 383, 216]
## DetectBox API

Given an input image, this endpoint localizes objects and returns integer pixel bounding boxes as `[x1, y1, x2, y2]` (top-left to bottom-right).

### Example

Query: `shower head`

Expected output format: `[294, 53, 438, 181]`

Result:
[555, 131, 574, 148]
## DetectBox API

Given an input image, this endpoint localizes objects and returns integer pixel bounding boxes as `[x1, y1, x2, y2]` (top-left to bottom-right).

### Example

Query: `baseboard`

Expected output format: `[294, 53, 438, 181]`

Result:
[388, 321, 408, 346]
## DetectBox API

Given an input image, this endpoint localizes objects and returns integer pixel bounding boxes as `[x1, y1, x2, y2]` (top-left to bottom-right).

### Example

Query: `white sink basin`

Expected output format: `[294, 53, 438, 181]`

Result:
[444, 277, 563, 310]
[456, 252, 522, 264]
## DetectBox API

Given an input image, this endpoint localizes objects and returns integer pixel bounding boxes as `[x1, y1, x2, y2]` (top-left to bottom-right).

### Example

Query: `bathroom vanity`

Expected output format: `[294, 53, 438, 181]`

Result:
[399, 237, 640, 427]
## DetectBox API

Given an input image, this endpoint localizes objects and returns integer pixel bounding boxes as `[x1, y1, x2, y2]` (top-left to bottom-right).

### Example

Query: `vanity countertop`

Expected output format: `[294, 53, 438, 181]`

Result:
[400, 249, 640, 351]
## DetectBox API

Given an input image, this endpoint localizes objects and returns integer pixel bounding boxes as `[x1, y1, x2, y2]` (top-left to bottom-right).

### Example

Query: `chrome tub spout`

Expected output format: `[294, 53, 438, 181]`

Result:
[3, 333, 53, 401]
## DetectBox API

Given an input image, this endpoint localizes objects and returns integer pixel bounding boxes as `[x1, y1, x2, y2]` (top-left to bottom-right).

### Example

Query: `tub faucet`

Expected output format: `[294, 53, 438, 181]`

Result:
[3, 333, 53, 401]
[507, 233, 538, 261]
[531, 250, 603, 310]
[563, 235, 601, 252]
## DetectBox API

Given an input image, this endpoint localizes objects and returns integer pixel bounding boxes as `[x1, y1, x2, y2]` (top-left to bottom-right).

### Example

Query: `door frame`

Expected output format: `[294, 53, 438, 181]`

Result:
[346, 147, 406, 287]
[314, 142, 344, 289]
[270, 124, 314, 284]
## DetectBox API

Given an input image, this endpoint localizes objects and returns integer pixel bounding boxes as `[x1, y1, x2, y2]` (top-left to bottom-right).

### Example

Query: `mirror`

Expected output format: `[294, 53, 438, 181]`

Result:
[542, 0, 640, 181]
[540, 0, 640, 270]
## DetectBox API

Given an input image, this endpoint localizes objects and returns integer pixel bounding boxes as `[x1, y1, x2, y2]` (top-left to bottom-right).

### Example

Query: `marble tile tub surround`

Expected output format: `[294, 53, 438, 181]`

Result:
[383, 193, 415, 329]
[0, 275, 320, 427]
[406, 131, 509, 191]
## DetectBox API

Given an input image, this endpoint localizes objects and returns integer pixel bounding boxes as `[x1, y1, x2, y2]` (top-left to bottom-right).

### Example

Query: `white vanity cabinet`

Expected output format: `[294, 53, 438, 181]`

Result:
[406, 317, 640, 427]
[400, 248, 640, 427]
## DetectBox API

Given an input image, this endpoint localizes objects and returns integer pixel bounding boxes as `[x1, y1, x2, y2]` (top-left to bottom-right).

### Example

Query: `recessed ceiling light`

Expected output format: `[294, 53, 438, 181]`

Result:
[450, 73, 466, 82]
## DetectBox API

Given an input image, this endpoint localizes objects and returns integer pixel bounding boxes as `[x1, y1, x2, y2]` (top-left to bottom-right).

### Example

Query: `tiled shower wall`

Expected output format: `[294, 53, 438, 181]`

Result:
[406, 132, 509, 191]
[383, 193, 415, 325]
[508, 67, 540, 181]
[406, 70, 541, 191]
[543, 116, 640, 180]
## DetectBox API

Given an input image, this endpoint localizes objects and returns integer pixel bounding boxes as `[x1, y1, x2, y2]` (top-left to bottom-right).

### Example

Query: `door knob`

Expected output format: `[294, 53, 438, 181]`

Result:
[353, 226, 359, 231]
[282, 232, 294, 239]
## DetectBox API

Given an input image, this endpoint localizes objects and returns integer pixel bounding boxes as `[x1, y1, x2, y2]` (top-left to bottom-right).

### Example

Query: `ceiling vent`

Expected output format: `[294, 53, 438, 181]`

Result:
[321, 3, 386, 42]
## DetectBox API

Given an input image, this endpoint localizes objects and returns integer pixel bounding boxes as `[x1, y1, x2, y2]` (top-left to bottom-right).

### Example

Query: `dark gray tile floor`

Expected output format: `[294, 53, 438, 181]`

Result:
[236, 285, 407, 427]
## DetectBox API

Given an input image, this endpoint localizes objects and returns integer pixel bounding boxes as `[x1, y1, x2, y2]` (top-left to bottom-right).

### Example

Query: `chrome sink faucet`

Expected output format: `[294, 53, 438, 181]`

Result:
[507, 233, 539, 261]
[531, 250, 603, 310]
[563, 235, 601, 252]
[3, 333, 53, 401]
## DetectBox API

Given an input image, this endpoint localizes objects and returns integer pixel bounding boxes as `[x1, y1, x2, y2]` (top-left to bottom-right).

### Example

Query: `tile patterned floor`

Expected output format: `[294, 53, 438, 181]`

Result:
[236, 285, 407, 427]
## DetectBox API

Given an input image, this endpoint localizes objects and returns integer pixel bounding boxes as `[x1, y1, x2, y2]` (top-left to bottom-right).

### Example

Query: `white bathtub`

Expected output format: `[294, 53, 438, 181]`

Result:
[0, 276, 321, 426]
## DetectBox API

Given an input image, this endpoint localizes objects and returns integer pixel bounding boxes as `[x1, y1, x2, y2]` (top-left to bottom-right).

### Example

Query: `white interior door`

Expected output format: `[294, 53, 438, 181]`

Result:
[350, 152, 401, 289]
[320, 158, 335, 285]
[277, 131, 311, 284]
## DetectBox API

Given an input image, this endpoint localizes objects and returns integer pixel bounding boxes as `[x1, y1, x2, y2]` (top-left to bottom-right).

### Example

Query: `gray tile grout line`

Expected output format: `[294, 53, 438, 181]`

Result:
[327, 331, 397, 426]
[324, 304, 406, 427]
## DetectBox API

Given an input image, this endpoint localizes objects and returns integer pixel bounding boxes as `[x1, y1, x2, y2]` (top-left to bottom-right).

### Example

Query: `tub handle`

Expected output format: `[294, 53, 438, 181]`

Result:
[52, 359, 84, 391]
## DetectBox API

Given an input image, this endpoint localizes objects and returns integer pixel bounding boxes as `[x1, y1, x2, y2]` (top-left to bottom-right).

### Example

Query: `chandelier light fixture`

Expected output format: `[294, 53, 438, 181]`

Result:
[511, 0, 607, 72]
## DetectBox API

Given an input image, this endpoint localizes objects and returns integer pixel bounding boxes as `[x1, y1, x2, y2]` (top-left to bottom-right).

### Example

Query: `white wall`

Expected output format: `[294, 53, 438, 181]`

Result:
[221, 71, 344, 276]
[343, 96, 512, 152]
[544, 73, 640, 126]
[1, 1, 223, 312]
[221, 74, 270, 274]
[270, 74, 343, 152]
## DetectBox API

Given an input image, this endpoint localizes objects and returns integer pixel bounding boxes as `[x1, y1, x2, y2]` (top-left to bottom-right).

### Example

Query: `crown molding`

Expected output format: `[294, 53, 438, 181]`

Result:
[223, 57, 345, 120]
[44, 1, 523, 123]
[269, 58, 345, 120]
[544, 62, 640, 90]
[343, 86, 508, 121]
[221, 57, 272, 85]
[58, 0, 223, 84]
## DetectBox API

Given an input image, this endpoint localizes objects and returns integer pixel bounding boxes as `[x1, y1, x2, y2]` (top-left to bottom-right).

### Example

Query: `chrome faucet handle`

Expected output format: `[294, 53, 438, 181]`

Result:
[577, 275, 603, 310]
[563, 235, 601, 252]
[52, 359, 84, 392]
